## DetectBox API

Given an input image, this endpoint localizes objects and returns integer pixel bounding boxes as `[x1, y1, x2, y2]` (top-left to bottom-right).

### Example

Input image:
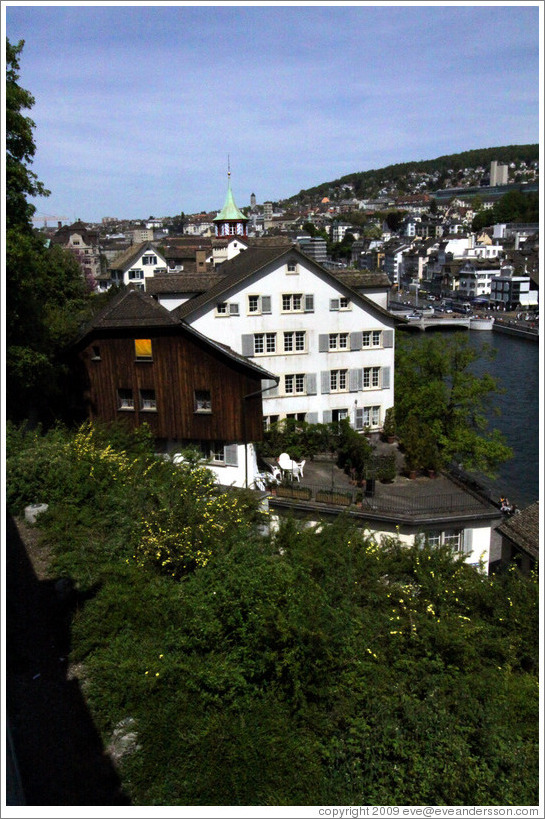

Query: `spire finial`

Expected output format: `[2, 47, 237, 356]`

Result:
[228, 154, 231, 180]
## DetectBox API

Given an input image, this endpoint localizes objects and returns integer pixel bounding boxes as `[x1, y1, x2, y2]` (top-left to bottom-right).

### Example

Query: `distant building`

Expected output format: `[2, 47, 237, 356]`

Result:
[490, 161, 509, 186]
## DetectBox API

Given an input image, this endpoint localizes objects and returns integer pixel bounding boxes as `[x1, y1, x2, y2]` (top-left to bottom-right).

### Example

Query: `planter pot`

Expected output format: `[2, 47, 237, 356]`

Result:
[427, 469, 436, 479]
[408, 470, 417, 480]
[387, 436, 396, 444]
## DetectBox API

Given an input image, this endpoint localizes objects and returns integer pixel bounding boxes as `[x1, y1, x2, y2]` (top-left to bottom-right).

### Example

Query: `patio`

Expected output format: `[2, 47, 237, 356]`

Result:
[261, 439, 501, 525]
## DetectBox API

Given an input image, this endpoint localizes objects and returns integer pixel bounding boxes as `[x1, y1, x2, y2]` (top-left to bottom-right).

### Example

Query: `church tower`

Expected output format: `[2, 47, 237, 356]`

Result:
[213, 164, 249, 238]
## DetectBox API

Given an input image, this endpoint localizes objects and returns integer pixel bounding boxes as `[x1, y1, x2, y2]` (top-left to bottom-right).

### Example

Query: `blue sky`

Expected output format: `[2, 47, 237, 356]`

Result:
[4, 2, 541, 223]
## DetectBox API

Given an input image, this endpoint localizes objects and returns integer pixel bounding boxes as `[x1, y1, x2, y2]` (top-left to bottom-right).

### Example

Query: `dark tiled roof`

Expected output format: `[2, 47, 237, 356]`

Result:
[108, 242, 158, 271]
[173, 245, 402, 323]
[335, 271, 392, 289]
[73, 288, 278, 381]
[79, 287, 180, 333]
[146, 273, 225, 295]
[496, 501, 539, 560]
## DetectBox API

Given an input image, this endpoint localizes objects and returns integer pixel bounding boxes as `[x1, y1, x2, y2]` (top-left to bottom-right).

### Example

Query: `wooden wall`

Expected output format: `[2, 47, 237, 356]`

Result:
[78, 328, 265, 442]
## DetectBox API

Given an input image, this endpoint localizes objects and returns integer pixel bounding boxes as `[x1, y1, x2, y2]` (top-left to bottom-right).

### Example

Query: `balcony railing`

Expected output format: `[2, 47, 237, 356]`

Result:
[267, 481, 492, 519]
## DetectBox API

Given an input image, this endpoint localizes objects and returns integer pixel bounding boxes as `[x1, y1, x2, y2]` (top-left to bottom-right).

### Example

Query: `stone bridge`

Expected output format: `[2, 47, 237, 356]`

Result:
[401, 316, 471, 332]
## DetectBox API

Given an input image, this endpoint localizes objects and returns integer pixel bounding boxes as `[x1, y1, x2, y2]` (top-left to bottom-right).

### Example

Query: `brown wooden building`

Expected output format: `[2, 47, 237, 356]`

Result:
[72, 289, 277, 474]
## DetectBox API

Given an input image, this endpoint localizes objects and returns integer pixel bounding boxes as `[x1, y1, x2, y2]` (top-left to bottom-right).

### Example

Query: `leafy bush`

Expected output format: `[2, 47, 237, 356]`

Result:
[7, 422, 539, 806]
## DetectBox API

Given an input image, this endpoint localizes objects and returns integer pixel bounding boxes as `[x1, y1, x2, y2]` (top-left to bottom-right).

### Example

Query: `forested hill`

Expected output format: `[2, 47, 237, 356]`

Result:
[287, 144, 539, 203]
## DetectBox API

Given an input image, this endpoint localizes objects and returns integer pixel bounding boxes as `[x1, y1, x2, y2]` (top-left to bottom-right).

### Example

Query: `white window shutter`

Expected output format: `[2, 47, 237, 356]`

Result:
[241, 335, 254, 356]
[229, 303, 239, 316]
[306, 373, 317, 395]
[383, 329, 394, 347]
[355, 408, 364, 429]
[350, 331, 362, 350]
[261, 295, 272, 314]
[304, 294, 315, 312]
[263, 378, 278, 397]
[323, 410, 333, 424]
[321, 371, 330, 394]
[463, 528, 473, 555]
[349, 369, 362, 392]
[330, 298, 340, 311]
[319, 334, 329, 352]
[382, 366, 390, 389]
[225, 444, 238, 467]
[306, 412, 318, 424]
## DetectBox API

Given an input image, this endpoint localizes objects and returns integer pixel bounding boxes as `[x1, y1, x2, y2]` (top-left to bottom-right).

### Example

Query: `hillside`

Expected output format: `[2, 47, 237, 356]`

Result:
[286, 144, 539, 204]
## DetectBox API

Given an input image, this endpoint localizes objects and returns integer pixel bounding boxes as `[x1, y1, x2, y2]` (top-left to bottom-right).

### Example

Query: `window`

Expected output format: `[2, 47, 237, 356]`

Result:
[333, 408, 349, 422]
[194, 390, 212, 413]
[247, 295, 271, 315]
[118, 388, 134, 410]
[91, 345, 101, 361]
[140, 389, 157, 411]
[339, 296, 350, 310]
[285, 374, 306, 394]
[362, 330, 383, 348]
[356, 406, 381, 429]
[142, 255, 157, 265]
[254, 333, 276, 355]
[216, 302, 228, 315]
[363, 367, 380, 388]
[135, 338, 152, 360]
[284, 330, 306, 353]
[210, 442, 225, 462]
[330, 369, 348, 392]
[426, 530, 464, 552]
[128, 269, 144, 280]
[287, 261, 297, 273]
[282, 293, 303, 312]
[329, 333, 349, 350]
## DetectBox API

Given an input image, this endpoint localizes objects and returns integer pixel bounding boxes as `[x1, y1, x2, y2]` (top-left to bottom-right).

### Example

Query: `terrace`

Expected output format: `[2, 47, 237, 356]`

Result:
[261, 439, 502, 527]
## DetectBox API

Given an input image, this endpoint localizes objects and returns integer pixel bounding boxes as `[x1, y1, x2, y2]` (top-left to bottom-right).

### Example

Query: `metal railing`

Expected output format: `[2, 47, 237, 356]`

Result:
[267, 481, 489, 517]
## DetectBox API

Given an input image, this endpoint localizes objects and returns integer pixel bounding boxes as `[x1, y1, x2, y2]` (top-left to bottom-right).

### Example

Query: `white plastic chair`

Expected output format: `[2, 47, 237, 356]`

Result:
[296, 459, 305, 478]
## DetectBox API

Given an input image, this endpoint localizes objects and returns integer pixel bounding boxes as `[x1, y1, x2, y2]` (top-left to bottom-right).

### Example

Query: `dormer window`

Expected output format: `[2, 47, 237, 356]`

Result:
[142, 255, 157, 265]
[287, 260, 298, 274]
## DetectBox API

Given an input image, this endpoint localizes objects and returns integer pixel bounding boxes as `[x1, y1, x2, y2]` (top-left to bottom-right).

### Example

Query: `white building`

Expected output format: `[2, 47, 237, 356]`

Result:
[457, 262, 501, 298]
[153, 244, 401, 433]
[108, 241, 167, 289]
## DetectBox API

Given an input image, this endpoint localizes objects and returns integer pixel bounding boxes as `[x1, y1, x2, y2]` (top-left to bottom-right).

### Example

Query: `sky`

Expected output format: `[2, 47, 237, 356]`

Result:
[4, 1, 542, 223]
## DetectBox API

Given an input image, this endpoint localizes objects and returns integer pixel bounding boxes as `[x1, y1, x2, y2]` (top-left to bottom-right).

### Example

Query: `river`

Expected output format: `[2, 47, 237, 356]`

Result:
[404, 329, 540, 509]
[466, 330, 540, 509]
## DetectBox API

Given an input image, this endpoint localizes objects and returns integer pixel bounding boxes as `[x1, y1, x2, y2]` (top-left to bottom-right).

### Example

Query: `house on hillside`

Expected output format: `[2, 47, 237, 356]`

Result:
[51, 220, 101, 289]
[105, 242, 168, 291]
[157, 244, 405, 432]
[72, 288, 277, 488]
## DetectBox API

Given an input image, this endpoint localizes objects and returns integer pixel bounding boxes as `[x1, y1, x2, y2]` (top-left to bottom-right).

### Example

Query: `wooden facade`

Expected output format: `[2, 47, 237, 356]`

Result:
[71, 286, 276, 451]
[77, 327, 266, 444]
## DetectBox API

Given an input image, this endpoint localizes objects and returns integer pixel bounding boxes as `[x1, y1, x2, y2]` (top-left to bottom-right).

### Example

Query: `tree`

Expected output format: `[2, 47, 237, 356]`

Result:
[6, 39, 50, 232]
[6, 38, 93, 424]
[394, 333, 513, 476]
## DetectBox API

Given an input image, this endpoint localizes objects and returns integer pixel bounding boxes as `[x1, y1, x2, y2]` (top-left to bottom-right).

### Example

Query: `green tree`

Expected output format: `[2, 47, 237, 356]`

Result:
[6, 38, 94, 424]
[6, 38, 50, 231]
[395, 333, 513, 476]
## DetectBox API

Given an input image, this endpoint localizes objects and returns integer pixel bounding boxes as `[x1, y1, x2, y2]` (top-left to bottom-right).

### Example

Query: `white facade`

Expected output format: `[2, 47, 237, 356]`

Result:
[112, 247, 168, 288]
[173, 253, 396, 432]
[457, 264, 501, 297]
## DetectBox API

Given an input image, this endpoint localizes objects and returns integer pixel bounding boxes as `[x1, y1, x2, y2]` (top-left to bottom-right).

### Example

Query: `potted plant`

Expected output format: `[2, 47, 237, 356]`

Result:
[401, 415, 422, 478]
[382, 407, 396, 444]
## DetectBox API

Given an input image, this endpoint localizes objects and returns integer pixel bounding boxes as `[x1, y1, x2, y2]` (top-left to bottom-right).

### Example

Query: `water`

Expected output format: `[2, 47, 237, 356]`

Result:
[403, 330, 540, 509]
[466, 331, 540, 509]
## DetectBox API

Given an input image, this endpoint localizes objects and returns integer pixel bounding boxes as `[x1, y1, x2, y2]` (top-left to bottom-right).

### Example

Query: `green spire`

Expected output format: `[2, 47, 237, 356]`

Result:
[213, 170, 248, 222]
